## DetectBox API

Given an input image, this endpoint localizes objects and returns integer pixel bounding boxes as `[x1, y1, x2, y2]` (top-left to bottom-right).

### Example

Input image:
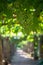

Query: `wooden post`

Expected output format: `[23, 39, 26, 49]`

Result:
[3, 37, 11, 64]
[40, 35, 43, 59]
[34, 34, 38, 60]
[0, 36, 3, 65]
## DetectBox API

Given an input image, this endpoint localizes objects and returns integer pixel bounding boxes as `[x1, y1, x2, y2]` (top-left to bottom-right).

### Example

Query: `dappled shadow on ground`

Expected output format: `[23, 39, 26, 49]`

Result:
[11, 48, 38, 65]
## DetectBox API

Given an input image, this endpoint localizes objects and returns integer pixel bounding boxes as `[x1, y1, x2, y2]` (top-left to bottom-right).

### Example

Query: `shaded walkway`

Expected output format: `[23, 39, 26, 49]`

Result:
[11, 48, 38, 65]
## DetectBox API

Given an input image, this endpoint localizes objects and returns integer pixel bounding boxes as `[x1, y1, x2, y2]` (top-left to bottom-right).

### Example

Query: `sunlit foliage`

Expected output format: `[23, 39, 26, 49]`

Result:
[0, 0, 43, 34]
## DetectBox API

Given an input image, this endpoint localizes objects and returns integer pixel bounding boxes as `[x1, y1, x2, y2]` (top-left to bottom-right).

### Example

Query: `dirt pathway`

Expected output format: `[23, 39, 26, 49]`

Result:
[11, 48, 38, 65]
